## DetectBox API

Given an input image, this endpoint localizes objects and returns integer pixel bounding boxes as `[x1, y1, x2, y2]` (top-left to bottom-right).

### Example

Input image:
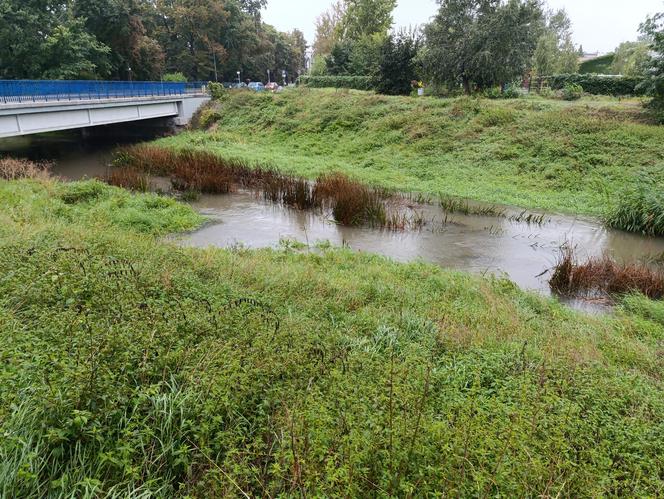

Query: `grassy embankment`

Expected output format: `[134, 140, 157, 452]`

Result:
[1, 174, 664, 496]
[156, 89, 664, 222]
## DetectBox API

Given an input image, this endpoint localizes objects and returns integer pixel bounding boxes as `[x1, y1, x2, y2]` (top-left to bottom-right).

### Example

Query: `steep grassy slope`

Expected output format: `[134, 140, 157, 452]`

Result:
[159, 89, 664, 216]
[1, 178, 663, 496]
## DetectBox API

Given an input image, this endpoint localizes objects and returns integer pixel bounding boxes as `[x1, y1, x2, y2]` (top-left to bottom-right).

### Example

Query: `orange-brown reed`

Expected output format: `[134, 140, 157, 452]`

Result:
[550, 246, 664, 299]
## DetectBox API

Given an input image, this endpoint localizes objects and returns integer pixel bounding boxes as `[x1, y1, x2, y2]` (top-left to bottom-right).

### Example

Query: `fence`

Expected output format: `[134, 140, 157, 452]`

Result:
[0, 80, 190, 104]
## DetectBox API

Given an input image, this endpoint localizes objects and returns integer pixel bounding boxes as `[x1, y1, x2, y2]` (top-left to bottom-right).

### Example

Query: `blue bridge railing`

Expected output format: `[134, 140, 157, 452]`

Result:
[0, 80, 193, 104]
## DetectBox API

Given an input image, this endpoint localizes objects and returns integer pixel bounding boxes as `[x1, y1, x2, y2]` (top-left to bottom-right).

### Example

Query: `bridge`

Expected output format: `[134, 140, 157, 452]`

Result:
[0, 80, 210, 138]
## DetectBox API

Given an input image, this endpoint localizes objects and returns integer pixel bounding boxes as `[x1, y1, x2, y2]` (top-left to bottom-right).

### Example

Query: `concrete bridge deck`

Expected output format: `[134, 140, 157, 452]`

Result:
[0, 81, 210, 138]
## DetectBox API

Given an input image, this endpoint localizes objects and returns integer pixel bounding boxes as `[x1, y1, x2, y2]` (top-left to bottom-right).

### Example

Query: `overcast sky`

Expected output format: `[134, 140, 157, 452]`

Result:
[263, 0, 664, 54]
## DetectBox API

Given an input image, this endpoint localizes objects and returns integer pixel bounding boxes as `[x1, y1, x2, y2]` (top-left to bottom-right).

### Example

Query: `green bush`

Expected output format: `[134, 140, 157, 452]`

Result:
[298, 75, 374, 91]
[605, 185, 664, 236]
[199, 108, 223, 128]
[207, 82, 225, 100]
[484, 82, 523, 99]
[546, 74, 646, 96]
[578, 54, 615, 74]
[561, 83, 583, 101]
[163, 72, 187, 82]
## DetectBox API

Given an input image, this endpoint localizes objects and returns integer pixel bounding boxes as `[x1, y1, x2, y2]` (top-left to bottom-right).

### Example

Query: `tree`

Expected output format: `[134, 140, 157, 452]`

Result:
[375, 30, 421, 95]
[339, 0, 397, 41]
[73, 0, 164, 80]
[423, 0, 543, 94]
[41, 16, 112, 79]
[532, 8, 578, 76]
[313, 1, 345, 56]
[0, 0, 111, 79]
[152, 0, 230, 81]
[611, 41, 650, 76]
[639, 11, 664, 118]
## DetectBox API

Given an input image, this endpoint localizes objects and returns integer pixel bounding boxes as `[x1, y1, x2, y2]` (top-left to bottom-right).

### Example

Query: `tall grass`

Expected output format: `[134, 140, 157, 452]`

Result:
[605, 186, 664, 236]
[0, 157, 51, 180]
[113, 145, 426, 230]
[104, 168, 150, 192]
[1, 179, 664, 496]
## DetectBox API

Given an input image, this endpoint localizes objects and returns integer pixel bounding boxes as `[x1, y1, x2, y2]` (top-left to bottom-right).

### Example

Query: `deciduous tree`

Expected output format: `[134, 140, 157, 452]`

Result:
[423, 0, 543, 93]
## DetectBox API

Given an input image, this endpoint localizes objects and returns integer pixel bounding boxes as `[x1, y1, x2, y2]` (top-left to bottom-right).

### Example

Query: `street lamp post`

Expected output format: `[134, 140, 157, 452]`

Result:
[267, 69, 271, 84]
[237, 71, 241, 85]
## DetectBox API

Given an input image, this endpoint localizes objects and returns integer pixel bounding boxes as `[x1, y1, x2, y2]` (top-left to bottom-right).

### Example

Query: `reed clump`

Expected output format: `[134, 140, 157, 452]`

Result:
[104, 168, 150, 192]
[113, 145, 427, 230]
[315, 173, 388, 226]
[0, 157, 51, 181]
[550, 246, 664, 299]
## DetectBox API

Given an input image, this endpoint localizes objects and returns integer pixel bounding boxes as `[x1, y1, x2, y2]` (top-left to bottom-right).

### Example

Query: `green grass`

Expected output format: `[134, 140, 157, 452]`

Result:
[157, 88, 664, 217]
[606, 184, 664, 236]
[1, 177, 664, 496]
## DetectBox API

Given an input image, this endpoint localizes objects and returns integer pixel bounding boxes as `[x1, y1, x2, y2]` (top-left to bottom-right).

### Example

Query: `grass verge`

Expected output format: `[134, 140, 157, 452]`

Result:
[1, 177, 663, 496]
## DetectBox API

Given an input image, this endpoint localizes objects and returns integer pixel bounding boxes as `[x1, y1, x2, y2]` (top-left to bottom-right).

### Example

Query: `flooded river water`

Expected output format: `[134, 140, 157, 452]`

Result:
[3, 132, 664, 311]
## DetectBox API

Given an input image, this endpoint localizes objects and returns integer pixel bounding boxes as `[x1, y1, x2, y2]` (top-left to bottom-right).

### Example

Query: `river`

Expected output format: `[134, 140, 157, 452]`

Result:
[3, 131, 664, 313]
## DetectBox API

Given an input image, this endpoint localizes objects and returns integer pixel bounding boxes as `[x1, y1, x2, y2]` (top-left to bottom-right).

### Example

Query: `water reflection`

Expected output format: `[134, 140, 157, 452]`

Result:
[179, 191, 664, 300]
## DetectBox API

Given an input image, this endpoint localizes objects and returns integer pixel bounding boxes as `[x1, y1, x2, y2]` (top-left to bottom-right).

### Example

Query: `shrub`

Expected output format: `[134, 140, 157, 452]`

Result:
[208, 81, 225, 100]
[545, 74, 646, 96]
[578, 54, 615, 74]
[199, 108, 223, 128]
[163, 72, 187, 82]
[605, 185, 664, 236]
[561, 83, 583, 101]
[298, 75, 374, 91]
[484, 82, 523, 99]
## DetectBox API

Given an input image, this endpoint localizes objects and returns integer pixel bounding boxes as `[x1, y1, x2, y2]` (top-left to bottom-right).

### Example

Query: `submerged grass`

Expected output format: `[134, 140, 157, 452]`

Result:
[155, 89, 664, 219]
[550, 246, 664, 299]
[439, 195, 506, 217]
[1, 178, 664, 496]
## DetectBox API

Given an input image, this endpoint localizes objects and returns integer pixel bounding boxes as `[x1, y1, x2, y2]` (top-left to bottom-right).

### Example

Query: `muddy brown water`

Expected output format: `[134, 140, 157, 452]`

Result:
[3, 132, 664, 313]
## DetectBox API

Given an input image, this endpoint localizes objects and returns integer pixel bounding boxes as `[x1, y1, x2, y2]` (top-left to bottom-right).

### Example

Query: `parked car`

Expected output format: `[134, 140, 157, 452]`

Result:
[265, 82, 279, 92]
[248, 82, 265, 92]
[232, 82, 247, 89]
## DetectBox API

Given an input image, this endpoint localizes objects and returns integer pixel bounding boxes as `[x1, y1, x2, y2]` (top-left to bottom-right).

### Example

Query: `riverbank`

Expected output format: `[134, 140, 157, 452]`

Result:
[1, 176, 663, 496]
[156, 88, 664, 218]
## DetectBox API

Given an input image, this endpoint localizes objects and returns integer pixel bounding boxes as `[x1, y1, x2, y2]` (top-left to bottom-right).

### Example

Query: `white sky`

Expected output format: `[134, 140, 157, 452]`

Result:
[263, 0, 664, 53]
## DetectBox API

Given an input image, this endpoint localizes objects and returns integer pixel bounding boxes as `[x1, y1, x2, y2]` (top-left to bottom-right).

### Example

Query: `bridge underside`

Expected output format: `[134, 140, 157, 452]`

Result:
[0, 96, 208, 139]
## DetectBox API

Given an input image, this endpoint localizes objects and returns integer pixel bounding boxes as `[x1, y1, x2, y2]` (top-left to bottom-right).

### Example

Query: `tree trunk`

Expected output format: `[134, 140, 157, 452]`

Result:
[462, 76, 471, 95]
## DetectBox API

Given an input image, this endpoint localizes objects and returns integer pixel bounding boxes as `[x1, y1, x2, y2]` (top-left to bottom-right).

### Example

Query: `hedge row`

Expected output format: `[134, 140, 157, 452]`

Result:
[545, 74, 647, 96]
[298, 75, 374, 90]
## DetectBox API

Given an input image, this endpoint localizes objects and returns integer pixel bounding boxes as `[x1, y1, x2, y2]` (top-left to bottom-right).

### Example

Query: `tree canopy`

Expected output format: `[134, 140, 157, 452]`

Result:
[639, 10, 664, 118]
[0, 0, 307, 82]
[532, 9, 579, 76]
[423, 0, 543, 93]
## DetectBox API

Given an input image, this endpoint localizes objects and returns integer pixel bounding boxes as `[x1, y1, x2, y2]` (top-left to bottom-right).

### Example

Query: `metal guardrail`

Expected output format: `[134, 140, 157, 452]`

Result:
[0, 80, 193, 104]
